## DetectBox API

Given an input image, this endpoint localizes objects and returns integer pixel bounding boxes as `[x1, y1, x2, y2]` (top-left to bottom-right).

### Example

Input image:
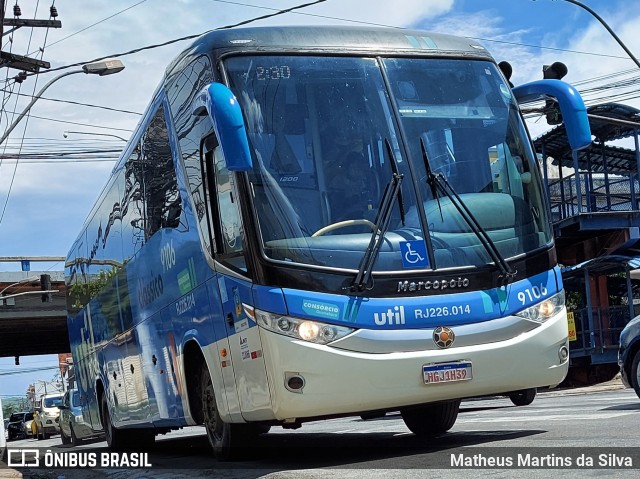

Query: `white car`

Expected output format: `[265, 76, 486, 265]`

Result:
[34, 393, 63, 440]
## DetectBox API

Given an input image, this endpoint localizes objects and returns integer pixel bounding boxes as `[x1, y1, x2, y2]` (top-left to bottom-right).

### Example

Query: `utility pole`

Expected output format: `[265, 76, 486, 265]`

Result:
[0, 3, 62, 75]
[0, 1, 5, 41]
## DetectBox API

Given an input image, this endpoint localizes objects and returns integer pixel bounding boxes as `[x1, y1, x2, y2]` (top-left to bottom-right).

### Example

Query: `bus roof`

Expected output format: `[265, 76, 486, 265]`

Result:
[167, 25, 494, 75]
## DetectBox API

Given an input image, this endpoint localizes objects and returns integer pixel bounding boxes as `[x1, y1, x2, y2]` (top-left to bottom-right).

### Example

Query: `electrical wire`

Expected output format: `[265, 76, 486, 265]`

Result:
[0, 88, 142, 115]
[21, 0, 330, 78]
[0, 0, 49, 226]
[27, 0, 634, 84]
[208, 0, 398, 28]
[0, 0, 637, 228]
[0, 0, 333, 230]
[30, 0, 149, 53]
[2, 112, 135, 131]
[0, 365, 60, 376]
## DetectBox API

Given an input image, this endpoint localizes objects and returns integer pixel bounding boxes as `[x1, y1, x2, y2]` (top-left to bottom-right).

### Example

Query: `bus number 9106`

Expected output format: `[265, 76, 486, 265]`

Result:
[517, 284, 549, 305]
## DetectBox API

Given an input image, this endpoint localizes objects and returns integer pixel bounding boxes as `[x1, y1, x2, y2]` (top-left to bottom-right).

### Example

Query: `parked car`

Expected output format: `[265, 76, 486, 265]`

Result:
[59, 389, 103, 446]
[34, 393, 63, 440]
[6, 411, 34, 440]
[22, 411, 34, 437]
[618, 315, 640, 398]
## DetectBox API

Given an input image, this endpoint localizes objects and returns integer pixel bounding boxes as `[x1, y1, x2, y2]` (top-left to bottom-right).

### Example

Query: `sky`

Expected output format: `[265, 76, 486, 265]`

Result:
[1, 0, 639, 398]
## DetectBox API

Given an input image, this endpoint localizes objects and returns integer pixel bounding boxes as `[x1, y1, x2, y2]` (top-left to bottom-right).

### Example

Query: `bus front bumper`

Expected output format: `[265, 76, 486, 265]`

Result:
[259, 309, 569, 421]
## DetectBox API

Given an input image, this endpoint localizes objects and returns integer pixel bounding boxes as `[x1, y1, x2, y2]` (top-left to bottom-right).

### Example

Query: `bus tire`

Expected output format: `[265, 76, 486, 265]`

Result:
[401, 399, 461, 436]
[630, 350, 640, 400]
[200, 363, 250, 460]
[101, 393, 130, 451]
[508, 388, 537, 406]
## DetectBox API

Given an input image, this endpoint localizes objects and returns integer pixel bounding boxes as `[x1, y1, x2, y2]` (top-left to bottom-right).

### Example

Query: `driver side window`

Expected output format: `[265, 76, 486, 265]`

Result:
[202, 137, 247, 273]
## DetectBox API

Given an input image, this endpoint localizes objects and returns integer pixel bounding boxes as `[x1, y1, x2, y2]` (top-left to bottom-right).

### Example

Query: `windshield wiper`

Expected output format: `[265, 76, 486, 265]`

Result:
[419, 138, 516, 282]
[350, 140, 404, 292]
[421, 137, 444, 222]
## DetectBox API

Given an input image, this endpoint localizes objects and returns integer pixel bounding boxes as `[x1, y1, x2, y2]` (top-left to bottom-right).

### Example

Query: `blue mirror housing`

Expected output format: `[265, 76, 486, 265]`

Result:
[512, 79, 592, 151]
[193, 82, 252, 171]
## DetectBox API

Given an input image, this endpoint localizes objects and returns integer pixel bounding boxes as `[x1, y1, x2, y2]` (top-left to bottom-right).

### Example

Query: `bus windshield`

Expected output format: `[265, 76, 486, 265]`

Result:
[225, 55, 552, 271]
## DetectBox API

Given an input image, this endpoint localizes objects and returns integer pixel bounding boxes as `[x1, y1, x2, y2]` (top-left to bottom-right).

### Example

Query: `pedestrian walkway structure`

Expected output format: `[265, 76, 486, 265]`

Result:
[534, 102, 640, 383]
[0, 271, 68, 357]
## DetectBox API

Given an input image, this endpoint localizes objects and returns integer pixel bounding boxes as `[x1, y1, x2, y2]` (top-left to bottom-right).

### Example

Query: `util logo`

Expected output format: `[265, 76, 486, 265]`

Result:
[373, 306, 405, 326]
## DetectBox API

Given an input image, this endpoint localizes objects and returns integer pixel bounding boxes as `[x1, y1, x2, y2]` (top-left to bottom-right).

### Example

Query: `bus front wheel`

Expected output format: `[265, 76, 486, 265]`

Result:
[202, 364, 257, 460]
[400, 399, 461, 436]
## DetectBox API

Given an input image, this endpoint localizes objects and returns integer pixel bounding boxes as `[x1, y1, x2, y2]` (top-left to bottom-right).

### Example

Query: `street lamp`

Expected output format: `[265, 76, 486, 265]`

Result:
[63, 130, 128, 142]
[0, 58, 125, 145]
[542, 0, 640, 70]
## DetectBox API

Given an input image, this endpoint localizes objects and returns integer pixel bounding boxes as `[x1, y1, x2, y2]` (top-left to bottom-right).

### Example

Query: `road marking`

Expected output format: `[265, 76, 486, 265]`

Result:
[460, 412, 633, 423]
[583, 394, 638, 401]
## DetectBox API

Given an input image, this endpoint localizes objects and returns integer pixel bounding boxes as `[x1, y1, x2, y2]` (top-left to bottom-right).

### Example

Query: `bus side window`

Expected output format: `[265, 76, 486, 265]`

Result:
[166, 54, 214, 257]
[138, 104, 183, 240]
[203, 135, 247, 273]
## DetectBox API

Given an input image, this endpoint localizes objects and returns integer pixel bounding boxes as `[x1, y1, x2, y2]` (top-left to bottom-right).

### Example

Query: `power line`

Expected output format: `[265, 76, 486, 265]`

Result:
[0, 158, 117, 164]
[0, 365, 60, 376]
[31, 0, 149, 53]
[208, 0, 640, 62]
[472, 36, 631, 61]
[208, 0, 398, 28]
[2, 112, 134, 131]
[0, 0, 54, 226]
[0, 147, 122, 157]
[0, 0, 332, 228]
[0, 88, 142, 115]
[22, 0, 331, 78]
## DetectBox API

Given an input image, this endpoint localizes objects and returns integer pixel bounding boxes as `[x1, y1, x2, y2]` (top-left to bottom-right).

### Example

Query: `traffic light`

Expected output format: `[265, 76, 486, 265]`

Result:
[40, 273, 51, 302]
[542, 62, 568, 125]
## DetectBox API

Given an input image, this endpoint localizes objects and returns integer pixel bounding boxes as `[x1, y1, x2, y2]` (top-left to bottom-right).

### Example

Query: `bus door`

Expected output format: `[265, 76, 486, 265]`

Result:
[206, 141, 272, 421]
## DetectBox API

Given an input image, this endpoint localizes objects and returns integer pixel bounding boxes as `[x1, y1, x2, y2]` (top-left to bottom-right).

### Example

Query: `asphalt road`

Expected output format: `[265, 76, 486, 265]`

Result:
[3, 382, 640, 479]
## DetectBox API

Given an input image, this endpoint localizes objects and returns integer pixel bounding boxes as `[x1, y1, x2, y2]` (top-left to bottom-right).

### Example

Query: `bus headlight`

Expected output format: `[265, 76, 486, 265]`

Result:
[515, 290, 565, 323]
[255, 309, 355, 345]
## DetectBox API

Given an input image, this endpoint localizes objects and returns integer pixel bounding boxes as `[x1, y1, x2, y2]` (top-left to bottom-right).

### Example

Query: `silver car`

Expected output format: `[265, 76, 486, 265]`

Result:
[59, 389, 103, 446]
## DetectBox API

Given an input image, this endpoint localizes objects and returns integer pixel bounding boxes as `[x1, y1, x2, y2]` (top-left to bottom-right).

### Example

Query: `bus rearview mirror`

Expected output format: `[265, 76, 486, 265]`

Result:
[512, 79, 592, 151]
[193, 82, 253, 171]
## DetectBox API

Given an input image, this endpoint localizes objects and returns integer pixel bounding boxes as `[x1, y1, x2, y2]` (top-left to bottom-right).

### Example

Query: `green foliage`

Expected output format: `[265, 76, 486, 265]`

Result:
[565, 290, 584, 311]
[2, 397, 29, 418]
[69, 266, 120, 310]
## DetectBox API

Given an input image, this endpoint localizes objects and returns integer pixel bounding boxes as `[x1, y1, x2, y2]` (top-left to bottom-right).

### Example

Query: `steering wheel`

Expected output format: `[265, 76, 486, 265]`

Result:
[312, 219, 376, 237]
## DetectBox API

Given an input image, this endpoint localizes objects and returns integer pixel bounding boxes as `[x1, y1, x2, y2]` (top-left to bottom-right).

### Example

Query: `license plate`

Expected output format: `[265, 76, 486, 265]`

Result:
[423, 361, 472, 384]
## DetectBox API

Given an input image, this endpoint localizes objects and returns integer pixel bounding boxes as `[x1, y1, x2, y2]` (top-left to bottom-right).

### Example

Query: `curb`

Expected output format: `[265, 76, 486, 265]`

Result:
[0, 469, 22, 478]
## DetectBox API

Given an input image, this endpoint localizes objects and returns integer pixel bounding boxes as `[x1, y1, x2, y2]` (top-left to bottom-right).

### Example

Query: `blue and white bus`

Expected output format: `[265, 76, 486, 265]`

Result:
[65, 26, 591, 458]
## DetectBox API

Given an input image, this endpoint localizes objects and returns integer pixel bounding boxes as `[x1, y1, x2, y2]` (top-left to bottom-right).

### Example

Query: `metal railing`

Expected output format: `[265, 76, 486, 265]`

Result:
[568, 305, 640, 359]
[547, 173, 640, 222]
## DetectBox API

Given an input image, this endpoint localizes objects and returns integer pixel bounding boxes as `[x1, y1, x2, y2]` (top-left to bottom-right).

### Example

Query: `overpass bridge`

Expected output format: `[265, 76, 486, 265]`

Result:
[0, 270, 69, 358]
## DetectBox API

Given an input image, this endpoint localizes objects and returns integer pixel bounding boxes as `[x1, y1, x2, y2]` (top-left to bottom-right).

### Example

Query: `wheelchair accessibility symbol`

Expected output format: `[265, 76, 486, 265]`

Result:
[400, 241, 429, 269]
